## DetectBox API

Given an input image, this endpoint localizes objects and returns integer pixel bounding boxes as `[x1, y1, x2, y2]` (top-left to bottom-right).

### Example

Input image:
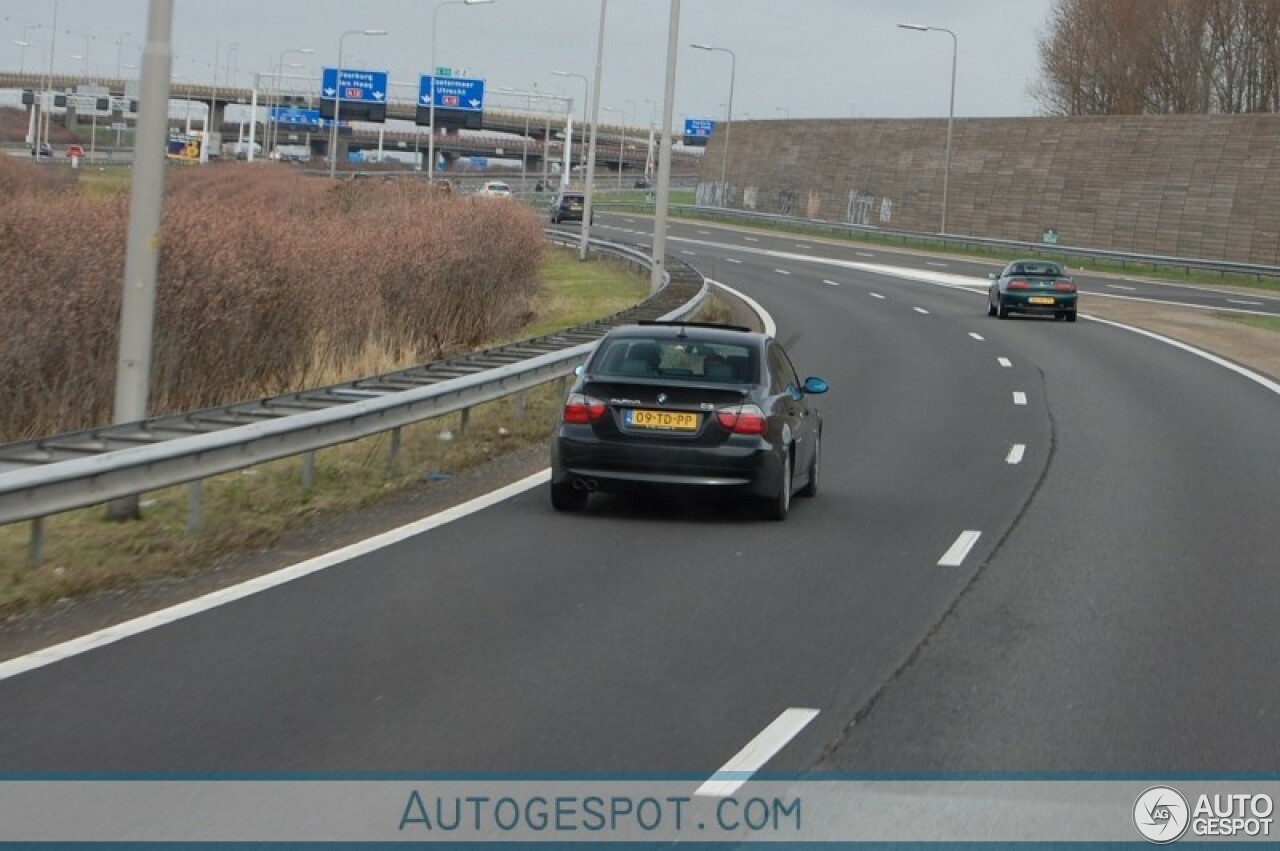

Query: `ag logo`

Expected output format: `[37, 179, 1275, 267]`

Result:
[1134, 786, 1190, 843]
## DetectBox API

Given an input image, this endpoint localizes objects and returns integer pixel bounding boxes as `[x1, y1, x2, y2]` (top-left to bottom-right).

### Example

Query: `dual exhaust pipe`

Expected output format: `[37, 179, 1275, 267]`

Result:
[572, 478, 600, 492]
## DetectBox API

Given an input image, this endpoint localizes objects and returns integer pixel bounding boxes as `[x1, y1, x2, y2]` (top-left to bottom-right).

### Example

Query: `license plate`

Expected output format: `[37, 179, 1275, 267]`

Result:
[1029, 296, 1056, 305]
[626, 409, 699, 431]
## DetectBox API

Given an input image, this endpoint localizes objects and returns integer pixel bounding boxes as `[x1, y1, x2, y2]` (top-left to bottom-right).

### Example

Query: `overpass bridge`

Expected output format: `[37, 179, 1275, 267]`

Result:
[0, 71, 701, 174]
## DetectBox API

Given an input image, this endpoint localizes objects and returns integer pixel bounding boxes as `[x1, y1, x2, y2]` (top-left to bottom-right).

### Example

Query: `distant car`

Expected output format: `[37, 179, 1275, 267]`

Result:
[431, 179, 455, 195]
[66, 144, 85, 159]
[30, 142, 51, 158]
[549, 190, 592, 224]
[475, 180, 513, 198]
[634, 176, 652, 189]
[987, 259, 1078, 321]
[550, 321, 828, 520]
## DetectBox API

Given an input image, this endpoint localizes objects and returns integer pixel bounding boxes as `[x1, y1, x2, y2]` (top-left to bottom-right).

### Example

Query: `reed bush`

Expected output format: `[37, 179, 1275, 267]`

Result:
[0, 160, 545, 440]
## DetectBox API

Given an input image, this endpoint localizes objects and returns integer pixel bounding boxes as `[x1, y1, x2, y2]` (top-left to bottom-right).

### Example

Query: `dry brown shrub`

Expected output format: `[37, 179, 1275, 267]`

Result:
[0, 163, 546, 441]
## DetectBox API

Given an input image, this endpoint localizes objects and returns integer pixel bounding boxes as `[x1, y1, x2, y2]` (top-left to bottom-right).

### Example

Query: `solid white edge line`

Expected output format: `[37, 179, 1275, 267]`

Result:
[938, 531, 982, 567]
[1084, 315, 1280, 397]
[0, 470, 552, 683]
[1107, 284, 1136, 291]
[1013, 391, 1028, 406]
[695, 708, 820, 798]
[1006, 444, 1027, 465]
[709, 279, 778, 338]
[998, 357, 1013, 368]
[1227, 299, 1264, 306]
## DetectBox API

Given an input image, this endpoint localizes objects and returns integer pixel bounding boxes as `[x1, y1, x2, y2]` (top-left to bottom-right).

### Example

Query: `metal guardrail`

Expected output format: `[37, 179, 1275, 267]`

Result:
[0, 236, 708, 553]
[598, 202, 1280, 281]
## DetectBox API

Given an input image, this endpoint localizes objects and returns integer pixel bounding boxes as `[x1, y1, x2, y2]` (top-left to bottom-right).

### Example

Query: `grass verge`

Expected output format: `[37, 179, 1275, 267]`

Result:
[1221, 314, 1280, 333]
[0, 246, 649, 618]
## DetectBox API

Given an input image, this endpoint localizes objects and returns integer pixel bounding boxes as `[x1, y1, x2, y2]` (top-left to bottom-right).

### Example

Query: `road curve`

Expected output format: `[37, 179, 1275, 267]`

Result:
[0, 213, 1276, 777]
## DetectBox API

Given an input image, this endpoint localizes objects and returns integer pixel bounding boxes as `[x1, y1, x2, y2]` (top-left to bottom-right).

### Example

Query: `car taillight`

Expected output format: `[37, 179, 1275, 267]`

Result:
[1053, 281, 1076, 292]
[563, 393, 607, 424]
[1007, 280, 1030, 290]
[716, 403, 768, 436]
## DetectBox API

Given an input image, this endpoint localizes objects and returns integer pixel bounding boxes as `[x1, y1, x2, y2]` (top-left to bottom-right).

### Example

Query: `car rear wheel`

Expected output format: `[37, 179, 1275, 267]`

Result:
[997, 300, 1010, 320]
[1065, 310, 1078, 323]
[798, 434, 819, 498]
[550, 480, 588, 511]
[987, 291, 998, 317]
[760, 452, 792, 521]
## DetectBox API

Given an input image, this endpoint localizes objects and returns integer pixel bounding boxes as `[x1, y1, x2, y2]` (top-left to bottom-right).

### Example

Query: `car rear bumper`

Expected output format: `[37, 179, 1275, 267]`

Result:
[1001, 293, 1078, 314]
[552, 432, 783, 497]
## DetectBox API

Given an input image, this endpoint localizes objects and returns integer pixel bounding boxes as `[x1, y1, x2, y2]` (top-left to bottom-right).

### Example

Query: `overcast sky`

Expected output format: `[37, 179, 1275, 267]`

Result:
[3, 0, 1056, 125]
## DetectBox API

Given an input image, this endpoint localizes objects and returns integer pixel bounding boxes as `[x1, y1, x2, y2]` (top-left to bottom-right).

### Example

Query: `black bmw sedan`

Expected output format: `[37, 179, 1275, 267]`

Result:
[550, 321, 828, 520]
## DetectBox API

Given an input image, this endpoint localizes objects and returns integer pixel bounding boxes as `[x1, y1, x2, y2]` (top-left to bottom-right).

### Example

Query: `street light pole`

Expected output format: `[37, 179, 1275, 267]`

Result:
[603, 105, 624, 189]
[329, 28, 387, 179]
[691, 42, 736, 207]
[898, 23, 957, 234]
[552, 69, 588, 187]
[270, 47, 313, 157]
[428, 0, 493, 179]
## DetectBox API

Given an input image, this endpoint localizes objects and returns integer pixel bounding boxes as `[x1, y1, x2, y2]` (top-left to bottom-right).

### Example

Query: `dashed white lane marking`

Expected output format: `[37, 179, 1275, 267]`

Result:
[1228, 298, 1264, 306]
[775, 269, 791, 276]
[1108, 284, 1137, 291]
[1013, 391, 1028, 406]
[927, 261, 949, 268]
[856, 252, 875, 258]
[726, 258, 742, 264]
[1006, 444, 1027, 465]
[938, 531, 982, 567]
[969, 332, 985, 341]
[624, 218, 636, 223]
[869, 292, 886, 300]
[913, 307, 930, 315]
[744, 236, 759, 242]
[698, 230, 711, 235]
[695, 708, 820, 798]
[823, 279, 840, 286]
[998, 357, 1013, 368]
[795, 243, 811, 249]
[681, 250, 697, 256]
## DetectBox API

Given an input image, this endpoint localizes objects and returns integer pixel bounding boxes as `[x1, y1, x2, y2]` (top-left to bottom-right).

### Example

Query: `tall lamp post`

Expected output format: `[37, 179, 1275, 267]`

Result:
[17, 24, 41, 72]
[898, 22, 957, 234]
[691, 42, 736, 206]
[427, 0, 493, 178]
[329, 28, 387, 179]
[602, 105, 625, 189]
[271, 47, 313, 155]
[551, 69, 588, 186]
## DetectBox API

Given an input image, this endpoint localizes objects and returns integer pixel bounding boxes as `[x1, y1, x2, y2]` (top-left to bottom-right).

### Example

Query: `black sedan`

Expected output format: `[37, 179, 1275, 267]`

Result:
[987, 259, 1078, 321]
[549, 190, 591, 224]
[550, 321, 828, 520]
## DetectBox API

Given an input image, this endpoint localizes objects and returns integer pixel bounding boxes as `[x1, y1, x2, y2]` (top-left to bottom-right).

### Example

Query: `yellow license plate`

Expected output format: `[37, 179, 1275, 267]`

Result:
[626, 409, 699, 430]
[1029, 296, 1056, 305]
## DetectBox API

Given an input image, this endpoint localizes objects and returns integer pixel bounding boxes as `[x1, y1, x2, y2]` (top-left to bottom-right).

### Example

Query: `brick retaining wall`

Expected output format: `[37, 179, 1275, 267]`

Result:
[698, 115, 1280, 265]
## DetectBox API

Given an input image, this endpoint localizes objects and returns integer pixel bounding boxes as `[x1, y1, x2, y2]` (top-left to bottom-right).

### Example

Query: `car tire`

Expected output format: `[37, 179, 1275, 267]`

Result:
[1065, 310, 1078, 323]
[987, 296, 997, 317]
[798, 433, 819, 498]
[550, 481, 588, 511]
[760, 451, 792, 521]
[997, 301, 1010, 320]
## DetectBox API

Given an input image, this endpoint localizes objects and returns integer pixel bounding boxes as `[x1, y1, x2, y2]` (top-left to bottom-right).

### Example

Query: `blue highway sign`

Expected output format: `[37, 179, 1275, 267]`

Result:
[418, 74, 486, 111]
[321, 67, 389, 103]
[684, 118, 716, 139]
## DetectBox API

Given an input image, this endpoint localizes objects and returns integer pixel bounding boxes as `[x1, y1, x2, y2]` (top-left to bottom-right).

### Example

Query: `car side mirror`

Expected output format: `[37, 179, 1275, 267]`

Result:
[802, 376, 829, 395]
[988, 272, 998, 280]
[574, 364, 585, 377]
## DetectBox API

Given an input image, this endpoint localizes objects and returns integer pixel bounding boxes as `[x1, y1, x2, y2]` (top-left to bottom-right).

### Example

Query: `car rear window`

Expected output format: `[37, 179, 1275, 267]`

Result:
[590, 338, 757, 383]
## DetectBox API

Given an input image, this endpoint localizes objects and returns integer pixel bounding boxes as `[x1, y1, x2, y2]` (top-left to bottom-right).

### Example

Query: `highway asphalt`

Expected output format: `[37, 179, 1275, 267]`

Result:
[1, 213, 1276, 778]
